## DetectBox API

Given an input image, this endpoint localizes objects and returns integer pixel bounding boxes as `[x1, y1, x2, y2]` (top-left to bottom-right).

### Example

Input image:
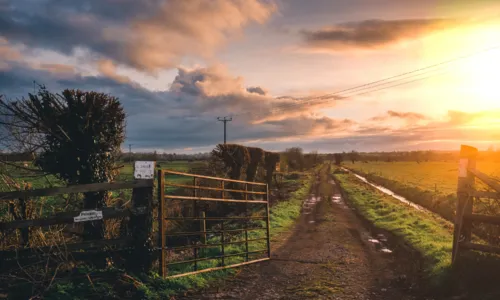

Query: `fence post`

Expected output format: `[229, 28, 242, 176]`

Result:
[127, 162, 155, 274]
[452, 145, 477, 264]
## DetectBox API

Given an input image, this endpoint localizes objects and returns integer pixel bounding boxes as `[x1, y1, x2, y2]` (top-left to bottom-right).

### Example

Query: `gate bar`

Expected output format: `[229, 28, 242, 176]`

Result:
[166, 238, 268, 251]
[164, 195, 267, 203]
[164, 182, 267, 195]
[167, 250, 268, 266]
[165, 216, 267, 221]
[165, 258, 270, 279]
[163, 170, 267, 186]
[165, 227, 266, 237]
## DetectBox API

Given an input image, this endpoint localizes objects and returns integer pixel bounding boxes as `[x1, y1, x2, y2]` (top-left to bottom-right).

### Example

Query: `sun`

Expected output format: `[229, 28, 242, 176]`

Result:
[421, 23, 500, 111]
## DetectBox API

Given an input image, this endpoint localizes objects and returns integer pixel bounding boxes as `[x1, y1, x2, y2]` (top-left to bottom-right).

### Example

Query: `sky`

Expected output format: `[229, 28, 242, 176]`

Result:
[1, 0, 500, 153]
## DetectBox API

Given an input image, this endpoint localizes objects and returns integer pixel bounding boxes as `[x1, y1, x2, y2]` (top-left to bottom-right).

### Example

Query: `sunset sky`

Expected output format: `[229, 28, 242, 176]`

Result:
[1, 0, 500, 153]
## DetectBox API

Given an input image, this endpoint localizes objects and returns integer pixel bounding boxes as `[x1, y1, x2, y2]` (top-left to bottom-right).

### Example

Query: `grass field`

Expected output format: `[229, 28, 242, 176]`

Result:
[345, 161, 500, 196]
[0, 160, 206, 190]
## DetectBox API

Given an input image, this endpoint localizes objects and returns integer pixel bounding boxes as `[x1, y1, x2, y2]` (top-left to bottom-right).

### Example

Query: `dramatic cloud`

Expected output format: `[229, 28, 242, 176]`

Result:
[0, 61, 348, 151]
[370, 110, 428, 122]
[301, 18, 458, 51]
[0, 0, 276, 73]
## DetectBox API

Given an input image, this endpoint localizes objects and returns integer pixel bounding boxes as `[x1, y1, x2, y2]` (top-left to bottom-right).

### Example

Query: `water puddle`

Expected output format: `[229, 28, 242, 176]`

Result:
[363, 232, 394, 254]
[331, 194, 349, 210]
[341, 168, 423, 211]
[303, 194, 320, 215]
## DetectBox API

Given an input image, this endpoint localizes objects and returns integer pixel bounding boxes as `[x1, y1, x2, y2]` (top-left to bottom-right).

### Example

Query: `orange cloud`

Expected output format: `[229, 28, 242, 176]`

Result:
[301, 18, 459, 52]
[97, 59, 132, 84]
[370, 110, 428, 122]
[124, 0, 276, 73]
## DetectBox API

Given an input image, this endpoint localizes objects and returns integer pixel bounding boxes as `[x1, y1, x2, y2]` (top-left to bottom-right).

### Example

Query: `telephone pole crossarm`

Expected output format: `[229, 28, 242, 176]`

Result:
[217, 116, 232, 144]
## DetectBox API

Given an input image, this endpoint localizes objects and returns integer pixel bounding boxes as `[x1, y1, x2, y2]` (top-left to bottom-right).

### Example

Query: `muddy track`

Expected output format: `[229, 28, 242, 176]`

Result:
[180, 165, 420, 300]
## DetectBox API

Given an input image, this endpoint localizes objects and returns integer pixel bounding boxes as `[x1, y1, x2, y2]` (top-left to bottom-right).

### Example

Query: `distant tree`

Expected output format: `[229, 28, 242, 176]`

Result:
[348, 150, 359, 164]
[284, 147, 304, 171]
[334, 153, 343, 166]
[0, 87, 126, 241]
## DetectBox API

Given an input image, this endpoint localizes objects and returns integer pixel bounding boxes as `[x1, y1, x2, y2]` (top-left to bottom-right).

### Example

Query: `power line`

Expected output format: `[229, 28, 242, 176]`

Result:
[237, 43, 500, 120]
[217, 116, 232, 144]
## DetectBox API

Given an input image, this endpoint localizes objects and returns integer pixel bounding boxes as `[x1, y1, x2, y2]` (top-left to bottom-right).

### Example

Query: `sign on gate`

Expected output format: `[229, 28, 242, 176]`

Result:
[74, 210, 103, 222]
[134, 161, 155, 179]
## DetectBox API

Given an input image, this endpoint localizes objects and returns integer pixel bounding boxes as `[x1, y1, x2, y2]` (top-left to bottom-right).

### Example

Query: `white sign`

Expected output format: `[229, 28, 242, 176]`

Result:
[458, 158, 468, 178]
[134, 161, 155, 179]
[74, 210, 103, 223]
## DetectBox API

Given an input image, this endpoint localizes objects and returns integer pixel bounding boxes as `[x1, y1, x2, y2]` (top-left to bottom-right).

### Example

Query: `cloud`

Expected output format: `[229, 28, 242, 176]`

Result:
[0, 61, 349, 151]
[97, 59, 132, 84]
[0, 0, 276, 73]
[370, 110, 428, 122]
[247, 86, 268, 95]
[301, 18, 458, 52]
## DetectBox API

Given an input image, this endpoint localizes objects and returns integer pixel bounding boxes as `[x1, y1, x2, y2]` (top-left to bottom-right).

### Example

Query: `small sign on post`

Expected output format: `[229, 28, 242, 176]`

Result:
[458, 158, 468, 178]
[74, 210, 103, 223]
[134, 161, 156, 179]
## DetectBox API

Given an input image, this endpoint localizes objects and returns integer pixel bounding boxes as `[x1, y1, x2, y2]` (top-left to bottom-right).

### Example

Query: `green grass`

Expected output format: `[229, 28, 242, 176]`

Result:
[44, 169, 316, 299]
[346, 161, 500, 196]
[335, 172, 454, 283]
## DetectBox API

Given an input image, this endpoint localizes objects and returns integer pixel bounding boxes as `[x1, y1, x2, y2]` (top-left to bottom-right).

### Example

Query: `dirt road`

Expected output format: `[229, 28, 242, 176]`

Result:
[180, 165, 421, 299]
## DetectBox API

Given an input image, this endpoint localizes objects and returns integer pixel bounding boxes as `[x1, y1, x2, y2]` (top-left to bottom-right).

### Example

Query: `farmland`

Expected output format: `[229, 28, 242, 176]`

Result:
[345, 161, 500, 196]
[0, 160, 207, 191]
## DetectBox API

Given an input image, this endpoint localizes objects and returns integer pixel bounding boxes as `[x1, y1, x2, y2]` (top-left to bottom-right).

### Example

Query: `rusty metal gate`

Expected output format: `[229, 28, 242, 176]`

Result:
[157, 169, 271, 278]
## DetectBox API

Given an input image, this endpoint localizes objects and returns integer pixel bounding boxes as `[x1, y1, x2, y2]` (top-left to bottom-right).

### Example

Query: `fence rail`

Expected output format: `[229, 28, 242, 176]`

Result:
[157, 169, 271, 279]
[452, 145, 500, 263]
[0, 178, 154, 273]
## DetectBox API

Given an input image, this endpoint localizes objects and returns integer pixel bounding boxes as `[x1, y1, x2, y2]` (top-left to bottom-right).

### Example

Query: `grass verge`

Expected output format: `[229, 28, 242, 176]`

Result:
[335, 171, 500, 299]
[334, 172, 453, 283]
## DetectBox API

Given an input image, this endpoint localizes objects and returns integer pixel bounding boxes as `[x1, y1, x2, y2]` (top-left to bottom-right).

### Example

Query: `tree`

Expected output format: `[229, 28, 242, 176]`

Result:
[348, 150, 359, 164]
[0, 87, 126, 241]
[284, 147, 304, 171]
[334, 153, 343, 166]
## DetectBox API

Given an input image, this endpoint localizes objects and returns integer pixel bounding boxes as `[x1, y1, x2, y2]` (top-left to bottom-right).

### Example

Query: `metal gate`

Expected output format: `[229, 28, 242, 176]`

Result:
[157, 169, 271, 278]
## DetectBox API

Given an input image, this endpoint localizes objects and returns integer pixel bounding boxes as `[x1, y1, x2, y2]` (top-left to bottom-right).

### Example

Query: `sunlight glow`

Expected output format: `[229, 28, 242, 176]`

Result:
[420, 23, 500, 114]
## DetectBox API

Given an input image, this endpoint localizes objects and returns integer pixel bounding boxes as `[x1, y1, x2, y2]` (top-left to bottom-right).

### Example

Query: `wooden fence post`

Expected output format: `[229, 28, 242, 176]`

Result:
[127, 161, 155, 274]
[452, 145, 477, 264]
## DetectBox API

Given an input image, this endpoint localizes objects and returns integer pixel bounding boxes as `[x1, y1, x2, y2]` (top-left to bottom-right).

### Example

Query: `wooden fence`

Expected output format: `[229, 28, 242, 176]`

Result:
[452, 145, 500, 263]
[0, 179, 154, 273]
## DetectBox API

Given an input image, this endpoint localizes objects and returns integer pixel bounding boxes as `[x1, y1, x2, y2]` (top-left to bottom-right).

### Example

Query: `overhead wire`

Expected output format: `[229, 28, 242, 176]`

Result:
[235, 43, 500, 121]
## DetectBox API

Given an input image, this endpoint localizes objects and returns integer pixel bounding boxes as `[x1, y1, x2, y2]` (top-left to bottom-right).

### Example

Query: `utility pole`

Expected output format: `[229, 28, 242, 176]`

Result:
[217, 117, 232, 144]
[129, 144, 133, 162]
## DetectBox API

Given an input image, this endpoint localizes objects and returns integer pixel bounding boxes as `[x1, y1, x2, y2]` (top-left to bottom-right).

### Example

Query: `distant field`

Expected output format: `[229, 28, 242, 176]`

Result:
[1, 160, 207, 191]
[346, 161, 500, 196]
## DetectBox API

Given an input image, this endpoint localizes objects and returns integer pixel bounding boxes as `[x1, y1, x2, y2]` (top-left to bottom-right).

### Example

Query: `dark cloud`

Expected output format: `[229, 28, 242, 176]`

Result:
[0, 61, 349, 151]
[246, 86, 267, 95]
[301, 18, 458, 51]
[370, 110, 428, 121]
[0, 0, 276, 73]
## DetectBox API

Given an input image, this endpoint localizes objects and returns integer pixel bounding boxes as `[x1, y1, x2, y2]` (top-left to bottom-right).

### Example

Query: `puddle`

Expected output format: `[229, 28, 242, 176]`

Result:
[341, 168, 424, 211]
[368, 239, 380, 244]
[303, 194, 321, 216]
[380, 248, 393, 253]
[308, 220, 315, 224]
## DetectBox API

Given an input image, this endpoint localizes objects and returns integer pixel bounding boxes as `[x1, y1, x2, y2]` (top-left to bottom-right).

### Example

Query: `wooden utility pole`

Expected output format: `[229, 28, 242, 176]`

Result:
[217, 117, 232, 144]
[452, 144, 477, 264]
